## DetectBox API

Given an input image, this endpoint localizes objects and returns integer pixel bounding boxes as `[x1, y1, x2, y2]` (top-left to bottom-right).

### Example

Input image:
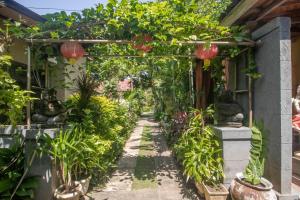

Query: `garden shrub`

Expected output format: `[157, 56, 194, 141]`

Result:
[66, 95, 135, 138]
[163, 111, 188, 147]
[174, 108, 224, 186]
[0, 55, 32, 125]
[123, 89, 145, 116]
[65, 94, 138, 184]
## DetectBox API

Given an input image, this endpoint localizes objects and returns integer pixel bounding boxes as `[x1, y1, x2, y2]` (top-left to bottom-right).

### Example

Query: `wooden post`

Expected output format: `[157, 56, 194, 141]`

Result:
[195, 59, 203, 109]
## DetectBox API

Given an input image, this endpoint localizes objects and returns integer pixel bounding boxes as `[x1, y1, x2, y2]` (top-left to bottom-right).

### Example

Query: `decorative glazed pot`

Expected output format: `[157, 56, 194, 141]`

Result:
[230, 173, 277, 200]
[54, 183, 82, 200]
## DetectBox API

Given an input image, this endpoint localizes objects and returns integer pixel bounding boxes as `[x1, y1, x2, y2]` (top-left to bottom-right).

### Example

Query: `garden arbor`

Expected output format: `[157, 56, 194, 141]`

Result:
[24, 38, 257, 127]
[19, 1, 263, 130]
[0, 1, 274, 199]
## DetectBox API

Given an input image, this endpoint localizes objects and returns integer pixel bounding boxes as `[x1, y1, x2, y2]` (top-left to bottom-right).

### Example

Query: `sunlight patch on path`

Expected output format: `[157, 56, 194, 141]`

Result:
[132, 126, 157, 190]
[99, 120, 146, 192]
[85, 114, 201, 200]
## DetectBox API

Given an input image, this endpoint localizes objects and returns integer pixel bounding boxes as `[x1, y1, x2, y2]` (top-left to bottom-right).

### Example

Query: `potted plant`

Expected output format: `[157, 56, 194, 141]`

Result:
[44, 129, 82, 200]
[230, 122, 277, 200]
[174, 107, 229, 200]
[71, 127, 98, 195]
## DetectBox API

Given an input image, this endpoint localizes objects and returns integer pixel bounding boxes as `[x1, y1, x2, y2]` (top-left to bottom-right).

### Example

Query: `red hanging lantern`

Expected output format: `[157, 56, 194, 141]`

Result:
[194, 44, 218, 66]
[132, 34, 153, 53]
[60, 42, 85, 64]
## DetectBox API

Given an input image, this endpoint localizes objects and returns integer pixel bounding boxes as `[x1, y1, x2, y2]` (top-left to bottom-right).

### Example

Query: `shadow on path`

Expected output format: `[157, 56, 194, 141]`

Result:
[84, 114, 202, 200]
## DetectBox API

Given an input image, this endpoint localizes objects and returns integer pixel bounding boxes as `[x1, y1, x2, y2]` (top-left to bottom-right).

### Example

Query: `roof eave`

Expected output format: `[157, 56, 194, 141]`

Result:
[1, 0, 46, 23]
[221, 0, 260, 26]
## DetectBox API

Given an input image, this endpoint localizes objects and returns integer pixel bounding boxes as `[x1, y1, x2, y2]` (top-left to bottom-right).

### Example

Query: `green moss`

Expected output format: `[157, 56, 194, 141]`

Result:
[132, 126, 157, 190]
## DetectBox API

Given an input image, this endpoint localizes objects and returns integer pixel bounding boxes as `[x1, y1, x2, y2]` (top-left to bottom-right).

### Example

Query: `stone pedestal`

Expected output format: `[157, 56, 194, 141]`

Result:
[213, 126, 252, 188]
[23, 129, 59, 200]
[0, 127, 59, 200]
[0, 125, 27, 148]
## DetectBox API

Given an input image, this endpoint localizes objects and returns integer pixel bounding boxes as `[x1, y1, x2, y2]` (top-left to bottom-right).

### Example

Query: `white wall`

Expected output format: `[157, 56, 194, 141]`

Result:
[49, 57, 86, 101]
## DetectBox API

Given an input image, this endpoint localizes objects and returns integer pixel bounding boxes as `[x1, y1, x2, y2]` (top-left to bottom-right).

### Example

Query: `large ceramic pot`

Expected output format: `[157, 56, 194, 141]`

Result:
[230, 173, 277, 200]
[54, 183, 82, 200]
[75, 176, 92, 195]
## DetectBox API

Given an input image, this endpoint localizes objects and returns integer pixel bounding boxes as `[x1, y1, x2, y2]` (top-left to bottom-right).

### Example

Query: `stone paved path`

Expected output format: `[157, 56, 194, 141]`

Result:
[85, 114, 200, 200]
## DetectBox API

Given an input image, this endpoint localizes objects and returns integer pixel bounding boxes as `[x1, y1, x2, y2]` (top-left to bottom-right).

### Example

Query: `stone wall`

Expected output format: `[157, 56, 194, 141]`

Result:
[252, 17, 294, 199]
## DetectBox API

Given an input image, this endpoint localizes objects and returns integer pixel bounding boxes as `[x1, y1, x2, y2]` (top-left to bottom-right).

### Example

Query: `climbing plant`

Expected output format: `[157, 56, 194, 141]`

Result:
[0, 22, 33, 126]
[4, 0, 251, 121]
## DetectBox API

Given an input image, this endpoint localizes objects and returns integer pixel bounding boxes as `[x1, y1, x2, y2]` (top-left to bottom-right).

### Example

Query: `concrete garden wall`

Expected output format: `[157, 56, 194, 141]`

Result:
[213, 126, 251, 188]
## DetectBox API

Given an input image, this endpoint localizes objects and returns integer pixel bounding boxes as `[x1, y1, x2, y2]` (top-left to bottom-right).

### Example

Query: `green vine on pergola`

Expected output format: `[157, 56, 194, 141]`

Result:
[21, 0, 252, 56]
[3, 0, 258, 126]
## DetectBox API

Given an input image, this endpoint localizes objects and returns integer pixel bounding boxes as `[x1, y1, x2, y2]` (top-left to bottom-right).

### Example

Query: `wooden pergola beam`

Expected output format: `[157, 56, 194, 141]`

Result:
[256, 0, 289, 21]
[25, 39, 257, 46]
[221, 0, 260, 26]
[88, 54, 236, 58]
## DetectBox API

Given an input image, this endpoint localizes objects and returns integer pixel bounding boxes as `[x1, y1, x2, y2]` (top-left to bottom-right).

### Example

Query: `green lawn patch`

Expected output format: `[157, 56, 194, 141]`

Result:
[132, 126, 157, 190]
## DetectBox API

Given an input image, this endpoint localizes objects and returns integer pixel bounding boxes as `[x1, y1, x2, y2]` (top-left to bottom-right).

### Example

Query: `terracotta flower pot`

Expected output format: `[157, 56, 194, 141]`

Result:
[230, 173, 277, 200]
[54, 183, 82, 200]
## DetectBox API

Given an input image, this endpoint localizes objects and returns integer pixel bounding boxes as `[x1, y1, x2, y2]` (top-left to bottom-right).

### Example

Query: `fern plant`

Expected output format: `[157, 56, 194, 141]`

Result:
[244, 122, 266, 185]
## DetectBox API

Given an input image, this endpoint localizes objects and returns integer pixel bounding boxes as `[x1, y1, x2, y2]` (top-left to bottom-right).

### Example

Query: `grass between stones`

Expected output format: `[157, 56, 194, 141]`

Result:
[132, 126, 157, 190]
